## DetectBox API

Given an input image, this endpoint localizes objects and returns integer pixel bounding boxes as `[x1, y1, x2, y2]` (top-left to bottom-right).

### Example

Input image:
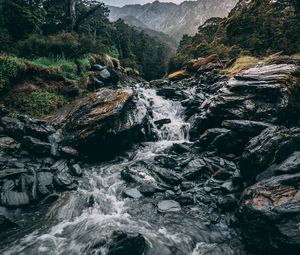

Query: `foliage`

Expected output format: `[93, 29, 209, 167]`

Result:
[170, 0, 300, 70]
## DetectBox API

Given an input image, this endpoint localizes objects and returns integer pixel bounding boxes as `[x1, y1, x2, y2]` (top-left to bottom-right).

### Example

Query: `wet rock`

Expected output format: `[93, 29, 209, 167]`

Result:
[60, 146, 79, 158]
[221, 120, 273, 136]
[124, 188, 142, 199]
[180, 181, 194, 191]
[240, 126, 300, 179]
[70, 164, 82, 177]
[58, 88, 149, 159]
[239, 173, 300, 253]
[157, 200, 181, 213]
[0, 214, 17, 231]
[1, 191, 30, 207]
[152, 167, 182, 186]
[50, 160, 69, 172]
[154, 155, 178, 168]
[37, 172, 54, 196]
[108, 231, 147, 255]
[22, 136, 51, 155]
[54, 172, 77, 191]
[275, 151, 300, 175]
[196, 64, 300, 135]
[183, 158, 207, 180]
[198, 128, 232, 148]
[156, 87, 178, 99]
[24, 118, 55, 141]
[170, 143, 192, 154]
[138, 183, 156, 196]
[2, 180, 15, 192]
[154, 118, 171, 128]
[0, 168, 27, 179]
[40, 193, 59, 205]
[177, 192, 194, 205]
[1, 117, 25, 139]
[213, 169, 231, 181]
[217, 194, 238, 211]
[0, 137, 20, 152]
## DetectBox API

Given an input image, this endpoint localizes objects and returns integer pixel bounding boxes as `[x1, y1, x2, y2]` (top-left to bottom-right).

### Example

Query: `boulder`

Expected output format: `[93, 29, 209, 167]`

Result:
[22, 136, 51, 155]
[59, 88, 149, 159]
[157, 200, 181, 213]
[124, 188, 142, 199]
[240, 126, 300, 179]
[1, 117, 25, 139]
[198, 64, 300, 133]
[275, 151, 300, 175]
[238, 173, 300, 253]
[108, 231, 147, 255]
[0, 137, 20, 152]
[1, 191, 30, 207]
[0, 168, 27, 179]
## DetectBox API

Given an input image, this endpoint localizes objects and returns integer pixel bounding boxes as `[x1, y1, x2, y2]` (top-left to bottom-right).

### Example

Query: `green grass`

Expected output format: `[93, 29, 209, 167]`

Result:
[11, 90, 67, 117]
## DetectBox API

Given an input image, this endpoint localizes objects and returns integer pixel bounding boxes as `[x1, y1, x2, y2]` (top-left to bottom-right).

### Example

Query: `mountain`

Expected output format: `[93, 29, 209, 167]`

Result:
[108, 0, 238, 41]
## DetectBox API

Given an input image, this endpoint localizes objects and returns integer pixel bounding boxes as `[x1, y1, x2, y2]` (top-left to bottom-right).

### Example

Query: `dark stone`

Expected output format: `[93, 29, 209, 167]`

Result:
[37, 172, 54, 196]
[240, 126, 300, 179]
[217, 194, 238, 211]
[221, 120, 273, 136]
[157, 200, 181, 213]
[22, 136, 51, 155]
[2, 180, 15, 192]
[54, 172, 77, 191]
[0, 137, 20, 152]
[0, 215, 17, 231]
[170, 143, 192, 154]
[180, 181, 194, 191]
[1, 117, 25, 139]
[154, 118, 171, 128]
[154, 155, 178, 168]
[51, 160, 69, 172]
[183, 158, 207, 180]
[1, 191, 30, 207]
[24, 118, 55, 141]
[275, 151, 300, 175]
[213, 169, 231, 181]
[0, 168, 27, 179]
[177, 192, 194, 205]
[124, 188, 142, 199]
[41, 193, 60, 205]
[239, 172, 300, 253]
[108, 231, 147, 255]
[61, 146, 79, 158]
[138, 183, 156, 196]
[70, 164, 82, 177]
[59, 88, 149, 160]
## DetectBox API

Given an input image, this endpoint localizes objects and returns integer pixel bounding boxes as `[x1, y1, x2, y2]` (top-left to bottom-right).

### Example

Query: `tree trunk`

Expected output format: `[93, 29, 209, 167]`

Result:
[67, 0, 76, 31]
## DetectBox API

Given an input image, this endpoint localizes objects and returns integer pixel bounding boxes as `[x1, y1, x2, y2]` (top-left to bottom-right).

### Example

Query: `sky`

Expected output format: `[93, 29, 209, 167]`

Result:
[102, 0, 190, 7]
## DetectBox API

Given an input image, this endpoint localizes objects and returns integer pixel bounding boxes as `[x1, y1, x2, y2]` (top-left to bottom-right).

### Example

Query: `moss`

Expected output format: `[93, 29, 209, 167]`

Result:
[227, 56, 259, 77]
[10, 90, 67, 117]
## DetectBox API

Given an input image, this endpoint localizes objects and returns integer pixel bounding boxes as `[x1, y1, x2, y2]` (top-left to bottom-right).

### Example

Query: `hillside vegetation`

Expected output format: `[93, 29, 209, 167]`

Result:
[169, 0, 300, 71]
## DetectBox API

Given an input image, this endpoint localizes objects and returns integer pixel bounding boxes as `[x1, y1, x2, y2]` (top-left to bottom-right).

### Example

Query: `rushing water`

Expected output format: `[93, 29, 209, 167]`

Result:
[1, 87, 244, 255]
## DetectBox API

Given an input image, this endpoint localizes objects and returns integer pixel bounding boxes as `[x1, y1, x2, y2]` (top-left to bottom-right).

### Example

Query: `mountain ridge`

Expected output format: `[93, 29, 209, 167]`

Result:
[108, 0, 238, 41]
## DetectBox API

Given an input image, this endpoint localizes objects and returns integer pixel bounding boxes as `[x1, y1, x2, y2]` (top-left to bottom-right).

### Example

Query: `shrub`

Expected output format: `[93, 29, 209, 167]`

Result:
[0, 55, 26, 91]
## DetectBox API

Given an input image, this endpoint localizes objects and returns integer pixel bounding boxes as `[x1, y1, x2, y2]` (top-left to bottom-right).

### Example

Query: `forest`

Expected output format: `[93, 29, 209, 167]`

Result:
[0, 0, 172, 81]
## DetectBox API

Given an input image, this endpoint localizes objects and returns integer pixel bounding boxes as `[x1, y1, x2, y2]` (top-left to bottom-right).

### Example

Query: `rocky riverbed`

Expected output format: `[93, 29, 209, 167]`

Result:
[0, 56, 300, 254]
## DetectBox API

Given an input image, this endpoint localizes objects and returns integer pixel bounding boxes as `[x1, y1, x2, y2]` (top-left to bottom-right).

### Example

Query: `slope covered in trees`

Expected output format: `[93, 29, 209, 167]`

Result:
[0, 0, 172, 80]
[169, 0, 300, 71]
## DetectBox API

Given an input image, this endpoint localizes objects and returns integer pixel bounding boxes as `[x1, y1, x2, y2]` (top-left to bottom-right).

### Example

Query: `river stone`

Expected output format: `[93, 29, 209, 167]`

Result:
[0, 168, 27, 179]
[58, 88, 149, 159]
[1, 117, 25, 139]
[157, 200, 181, 213]
[239, 172, 300, 253]
[0, 137, 20, 152]
[240, 126, 300, 179]
[51, 160, 69, 172]
[37, 172, 54, 196]
[124, 188, 142, 199]
[108, 231, 147, 255]
[1, 191, 30, 207]
[2, 180, 15, 192]
[22, 136, 51, 155]
[70, 163, 82, 177]
[138, 183, 156, 196]
[275, 151, 300, 175]
[0, 214, 17, 231]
